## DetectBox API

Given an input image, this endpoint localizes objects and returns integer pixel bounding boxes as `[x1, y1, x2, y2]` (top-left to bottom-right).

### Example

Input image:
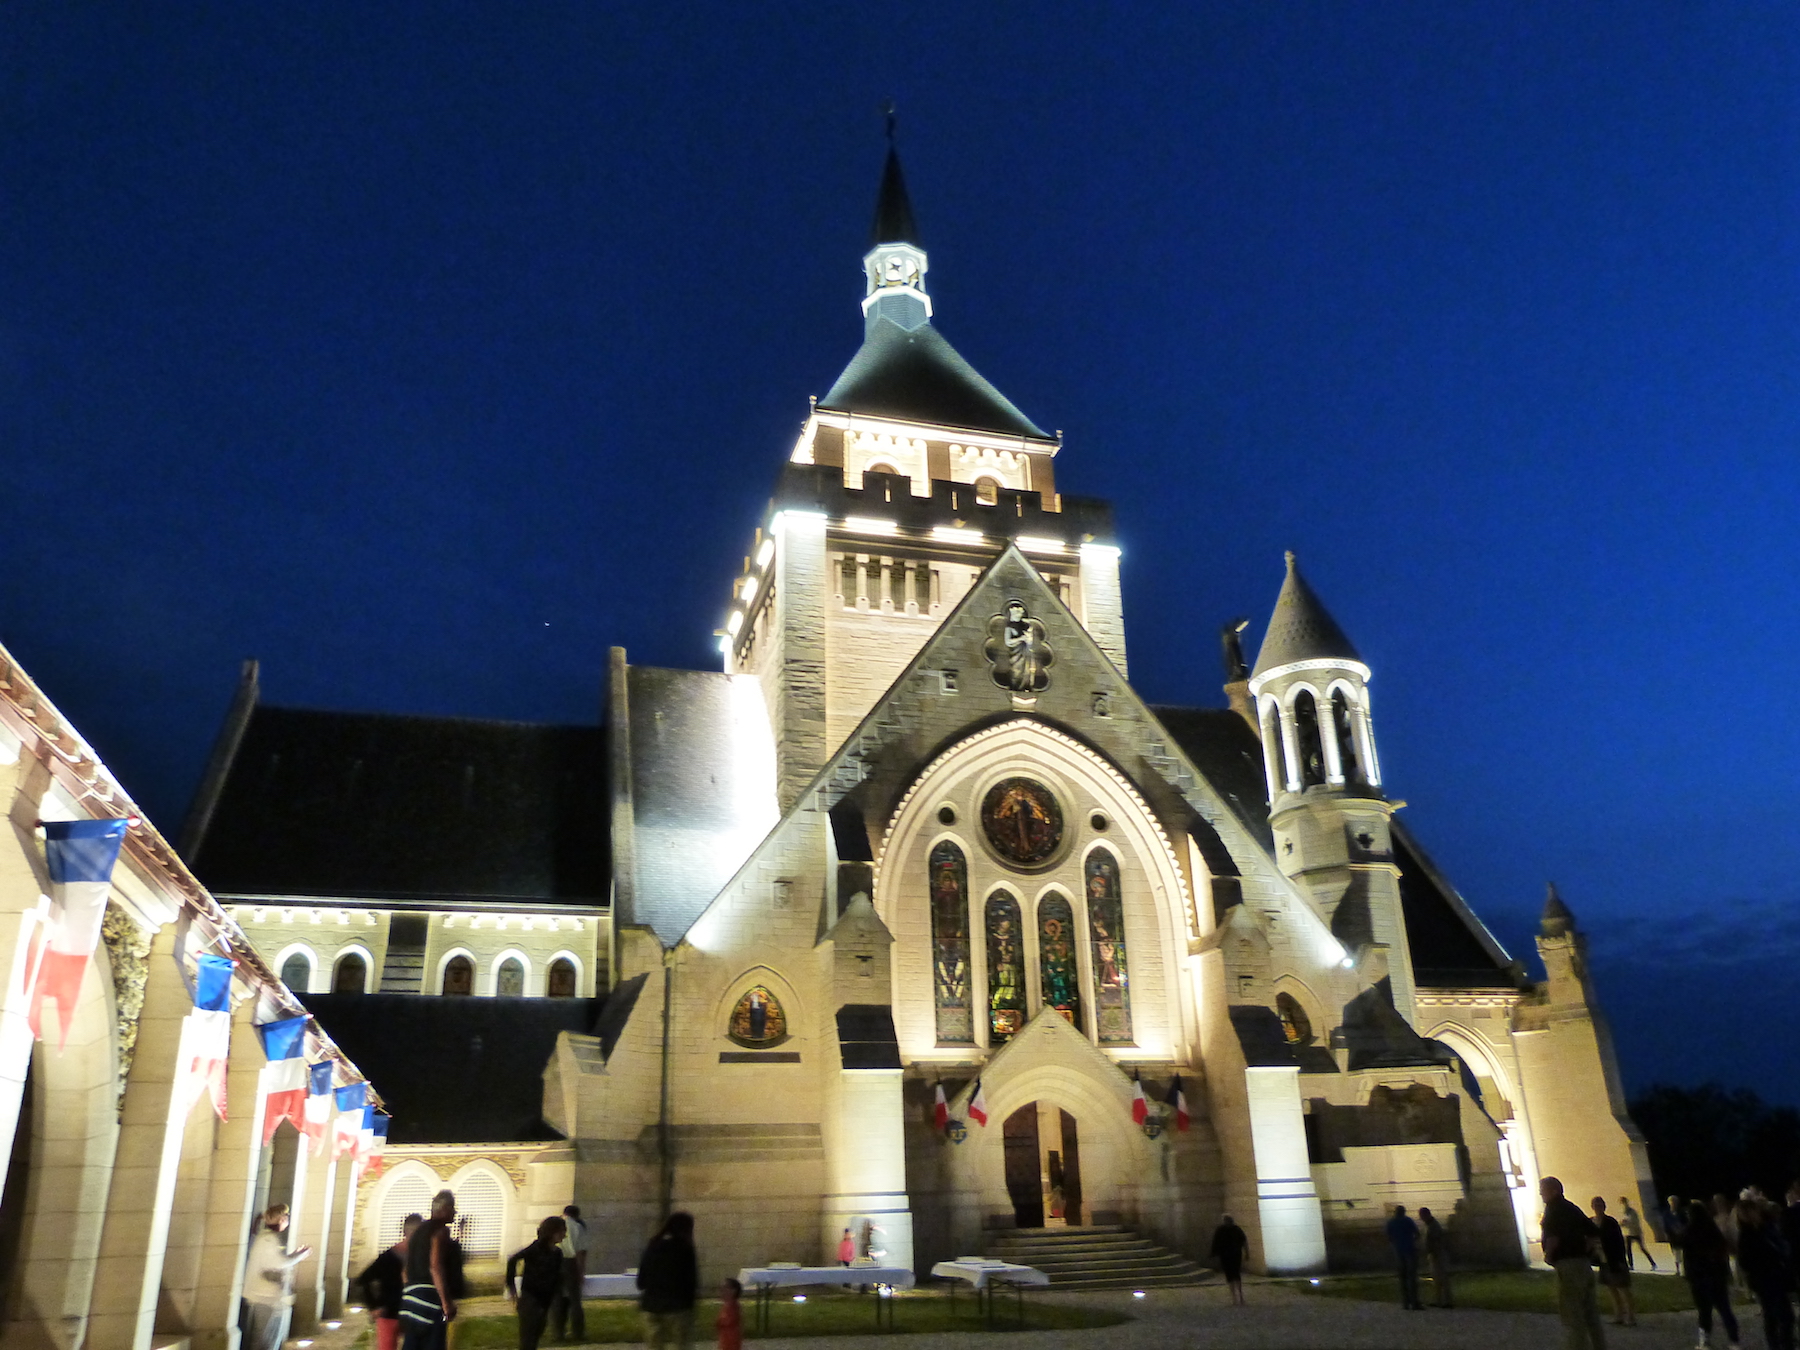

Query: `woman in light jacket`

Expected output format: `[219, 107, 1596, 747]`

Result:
[242, 1204, 312, 1350]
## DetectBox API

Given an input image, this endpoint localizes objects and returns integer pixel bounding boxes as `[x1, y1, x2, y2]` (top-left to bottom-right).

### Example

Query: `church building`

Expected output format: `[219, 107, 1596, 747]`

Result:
[187, 146, 1659, 1282]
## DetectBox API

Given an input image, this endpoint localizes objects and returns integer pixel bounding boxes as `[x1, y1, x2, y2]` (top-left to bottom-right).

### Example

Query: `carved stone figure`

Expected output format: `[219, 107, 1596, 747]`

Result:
[983, 599, 1053, 692]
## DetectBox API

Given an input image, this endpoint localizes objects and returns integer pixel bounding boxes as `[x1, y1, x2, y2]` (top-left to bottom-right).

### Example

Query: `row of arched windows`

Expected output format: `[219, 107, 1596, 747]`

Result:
[1260, 684, 1379, 796]
[278, 947, 581, 998]
[929, 840, 1133, 1047]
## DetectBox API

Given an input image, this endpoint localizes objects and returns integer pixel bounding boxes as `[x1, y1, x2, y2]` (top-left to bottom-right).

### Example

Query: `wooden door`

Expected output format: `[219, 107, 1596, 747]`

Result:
[1059, 1109, 1083, 1225]
[1002, 1103, 1043, 1227]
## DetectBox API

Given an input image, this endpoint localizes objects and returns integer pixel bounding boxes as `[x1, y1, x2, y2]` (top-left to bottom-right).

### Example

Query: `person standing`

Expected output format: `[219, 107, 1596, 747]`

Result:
[358, 1214, 422, 1350]
[1680, 1199, 1740, 1350]
[1734, 1197, 1794, 1350]
[1591, 1197, 1635, 1327]
[400, 1190, 463, 1350]
[1419, 1206, 1452, 1308]
[551, 1204, 589, 1343]
[242, 1204, 312, 1350]
[837, 1228, 855, 1265]
[1619, 1197, 1656, 1271]
[636, 1212, 699, 1350]
[1539, 1176, 1605, 1350]
[716, 1278, 743, 1350]
[1666, 1195, 1690, 1278]
[1209, 1214, 1249, 1306]
[507, 1216, 569, 1350]
[1385, 1205, 1423, 1311]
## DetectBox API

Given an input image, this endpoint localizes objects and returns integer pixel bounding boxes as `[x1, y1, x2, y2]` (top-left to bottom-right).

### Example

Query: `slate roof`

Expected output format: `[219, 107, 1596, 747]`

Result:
[1251, 552, 1362, 678]
[820, 317, 1050, 440]
[298, 992, 598, 1143]
[1150, 706, 1273, 849]
[189, 706, 607, 904]
[622, 666, 778, 945]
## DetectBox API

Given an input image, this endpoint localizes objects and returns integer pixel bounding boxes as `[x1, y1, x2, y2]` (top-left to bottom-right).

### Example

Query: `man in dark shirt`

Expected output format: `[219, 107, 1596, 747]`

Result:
[1540, 1177, 1605, 1350]
[506, 1216, 568, 1350]
[1385, 1205, 1423, 1310]
[1590, 1197, 1635, 1327]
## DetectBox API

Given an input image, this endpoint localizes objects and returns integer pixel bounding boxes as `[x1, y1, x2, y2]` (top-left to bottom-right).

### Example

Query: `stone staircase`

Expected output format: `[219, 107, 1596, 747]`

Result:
[983, 1225, 1211, 1291]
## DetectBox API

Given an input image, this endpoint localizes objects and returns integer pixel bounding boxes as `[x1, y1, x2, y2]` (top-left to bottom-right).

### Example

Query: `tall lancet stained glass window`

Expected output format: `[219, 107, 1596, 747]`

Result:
[929, 841, 973, 1043]
[985, 890, 1025, 1043]
[1037, 894, 1082, 1028]
[1086, 848, 1132, 1043]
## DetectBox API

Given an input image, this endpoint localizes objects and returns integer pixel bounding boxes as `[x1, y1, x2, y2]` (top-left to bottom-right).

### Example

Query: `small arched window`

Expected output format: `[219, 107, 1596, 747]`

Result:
[1036, 893, 1082, 1029]
[929, 841, 973, 1044]
[1264, 702, 1291, 793]
[1331, 689, 1362, 784]
[974, 476, 1001, 505]
[1276, 992, 1314, 1045]
[495, 957, 526, 998]
[547, 958, 578, 998]
[1294, 690, 1326, 787]
[442, 956, 474, 996]
[984, 890, 1025, 1044]
[333, 952, 367, 995]
[280, 951, 313, 992]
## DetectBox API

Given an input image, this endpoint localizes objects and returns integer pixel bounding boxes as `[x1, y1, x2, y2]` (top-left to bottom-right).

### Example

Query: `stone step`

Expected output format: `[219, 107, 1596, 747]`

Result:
[983, 1224, 1209, 1290]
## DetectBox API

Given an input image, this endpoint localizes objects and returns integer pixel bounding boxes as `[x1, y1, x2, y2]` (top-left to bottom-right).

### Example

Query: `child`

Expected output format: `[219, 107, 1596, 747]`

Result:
[837, 1228, 855, 1265]
[716, 1277, 743, 1350]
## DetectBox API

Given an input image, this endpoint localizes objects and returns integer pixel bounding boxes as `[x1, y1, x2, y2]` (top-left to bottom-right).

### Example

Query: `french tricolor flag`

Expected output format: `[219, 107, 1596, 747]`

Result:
[933, 1082, 949, 1132]
[28, 819, 129, 1049]
[333, 1083, 366, 1160]
[1130, 1075, 1148, 1126]
[178, 953, 235, 1120]
[358, 1110, 389, 1179]
[256, 1015, 310, 1144]
[968, 1079, 989, 1127]
[1170, 1074, 1190, 1132]
[302, 1062, 334, 1154]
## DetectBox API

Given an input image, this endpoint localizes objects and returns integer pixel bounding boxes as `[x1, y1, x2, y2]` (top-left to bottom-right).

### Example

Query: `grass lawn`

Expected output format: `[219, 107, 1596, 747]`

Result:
[450, 1292, 1131, 1345]
[1279, 1269, 1696, 1315]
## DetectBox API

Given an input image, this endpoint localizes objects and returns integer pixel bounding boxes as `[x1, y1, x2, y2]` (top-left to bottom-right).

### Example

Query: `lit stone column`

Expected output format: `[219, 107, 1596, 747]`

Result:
[772, 510, 829, 811]
[190, 1003, 273, 1350]
[87, 923, 205, 1350]
[289, 1125, 340, 1335]
[321, 1153, 361, 1318]
[820, 1068, 914, 1272]
[1076, 543, 1127, 675]
[1243, 1066, 1327, 1274]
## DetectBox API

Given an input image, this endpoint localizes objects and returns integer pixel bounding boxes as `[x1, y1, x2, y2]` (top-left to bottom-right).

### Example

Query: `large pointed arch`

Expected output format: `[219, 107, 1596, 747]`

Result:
[875, 718, 1193, 1063]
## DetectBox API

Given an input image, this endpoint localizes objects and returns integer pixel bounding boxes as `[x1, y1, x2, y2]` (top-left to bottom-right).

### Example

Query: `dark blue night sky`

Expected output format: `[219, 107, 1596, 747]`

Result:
[4, 5, 1796, 1101]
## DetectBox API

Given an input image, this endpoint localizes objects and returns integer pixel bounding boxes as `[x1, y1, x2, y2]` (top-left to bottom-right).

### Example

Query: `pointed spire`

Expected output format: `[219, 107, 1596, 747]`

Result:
[1251, 552, 1363, 679]
[1540, 883, 1575, 936]
[871, 144, 920, 247]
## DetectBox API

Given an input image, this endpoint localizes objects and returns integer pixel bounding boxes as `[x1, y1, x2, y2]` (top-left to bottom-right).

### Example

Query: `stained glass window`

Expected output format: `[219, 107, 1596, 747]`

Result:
[1085, 848, 1132, 1043]
[1036, 893, 1082, 1028]
[929, 841, 973, 1043]
[728, 985, 787, 1047]
[985, 889, 1026, 1044]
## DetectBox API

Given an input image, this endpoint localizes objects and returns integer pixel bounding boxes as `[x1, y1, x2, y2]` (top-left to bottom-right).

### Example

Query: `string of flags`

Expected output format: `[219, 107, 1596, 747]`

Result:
[25, 816, 387, 1152]
[934, 1073, 1190, 1133]
[27, 818, 130, 1048]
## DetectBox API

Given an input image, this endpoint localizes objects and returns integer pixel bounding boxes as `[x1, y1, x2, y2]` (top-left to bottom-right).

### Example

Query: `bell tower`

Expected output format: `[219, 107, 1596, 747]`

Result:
[1248, 552, 1417, 1024]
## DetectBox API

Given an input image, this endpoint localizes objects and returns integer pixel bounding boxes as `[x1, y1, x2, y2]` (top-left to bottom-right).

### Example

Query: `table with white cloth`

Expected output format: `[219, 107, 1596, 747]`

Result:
[580, 1273, 641, 1298]
[736, 1265, 917, 1331]
[929, 1259, 1050, 1326]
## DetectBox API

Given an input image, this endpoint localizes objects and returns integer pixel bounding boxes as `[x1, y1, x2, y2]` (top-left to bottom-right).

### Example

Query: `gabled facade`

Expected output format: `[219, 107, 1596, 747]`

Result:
[195, 145, 1662, 1283]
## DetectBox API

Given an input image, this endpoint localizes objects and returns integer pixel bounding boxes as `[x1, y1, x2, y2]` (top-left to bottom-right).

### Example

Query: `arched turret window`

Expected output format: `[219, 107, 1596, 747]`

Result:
[929, 841, 973, 1044]
[442, 955, 474, 996]
[1331, 690, 1362, 785]
[332, 952, 366, 994]
[547, 958, 578, 997]
[1261, 700, 1291, 795]
[280, 950, 313, 992]
[1294, 690, 1326, 787]
[1036, 894, 1082, 1029]
[495, 957, 525, 997]
[984, 890, 1025, 1044]
[1085, 849, 1132, 1044]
